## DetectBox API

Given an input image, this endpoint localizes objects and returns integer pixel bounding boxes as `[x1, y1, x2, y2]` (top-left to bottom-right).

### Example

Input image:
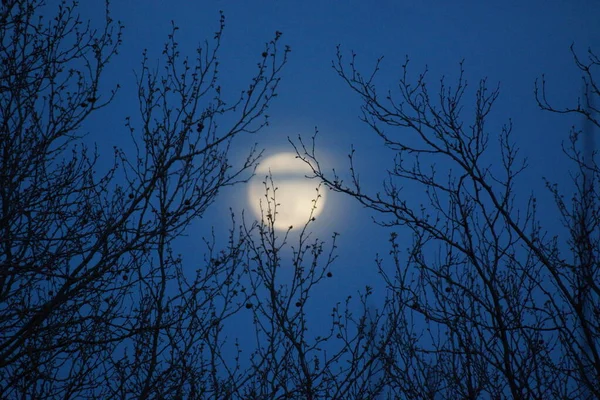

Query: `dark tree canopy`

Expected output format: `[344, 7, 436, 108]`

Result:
[1, 1, 599, 399]
[294, 45, 600, 398]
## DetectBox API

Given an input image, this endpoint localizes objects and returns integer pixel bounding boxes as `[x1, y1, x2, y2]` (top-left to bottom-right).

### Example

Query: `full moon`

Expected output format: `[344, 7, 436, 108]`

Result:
[248, 152, 326, 230]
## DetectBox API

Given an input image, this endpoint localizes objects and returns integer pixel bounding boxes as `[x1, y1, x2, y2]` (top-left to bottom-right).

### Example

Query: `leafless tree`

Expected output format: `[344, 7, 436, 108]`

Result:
[0, 1, 389, 399]
[10, 1, 598, 399]
[0, 0, 288, 397]
[295, 45, 600, 398]
[232, 177, 390, 399]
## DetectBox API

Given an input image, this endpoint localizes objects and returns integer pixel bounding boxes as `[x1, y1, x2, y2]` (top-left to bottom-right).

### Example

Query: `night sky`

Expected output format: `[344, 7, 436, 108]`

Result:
[76, 0, 599, 372]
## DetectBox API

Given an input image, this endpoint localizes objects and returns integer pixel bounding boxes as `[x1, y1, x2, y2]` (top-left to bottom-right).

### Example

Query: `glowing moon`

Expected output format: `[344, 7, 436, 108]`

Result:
[248, 152, 326, 230]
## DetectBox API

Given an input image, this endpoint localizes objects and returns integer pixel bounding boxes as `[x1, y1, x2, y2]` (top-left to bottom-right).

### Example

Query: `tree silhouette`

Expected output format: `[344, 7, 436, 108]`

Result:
[0, 0, 287, 396]
[2, 1, 599, 399]
[295, 45, 600, 398]
[0, 1, 383, 398]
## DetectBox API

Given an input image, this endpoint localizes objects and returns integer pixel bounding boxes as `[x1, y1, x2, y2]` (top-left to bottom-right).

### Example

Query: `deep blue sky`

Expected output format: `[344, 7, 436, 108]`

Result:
[77, 0, 599, 352]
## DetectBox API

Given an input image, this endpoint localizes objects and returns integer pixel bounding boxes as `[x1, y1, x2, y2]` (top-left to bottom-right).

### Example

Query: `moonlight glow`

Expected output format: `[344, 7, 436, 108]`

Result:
[248, 152, 326, 230]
